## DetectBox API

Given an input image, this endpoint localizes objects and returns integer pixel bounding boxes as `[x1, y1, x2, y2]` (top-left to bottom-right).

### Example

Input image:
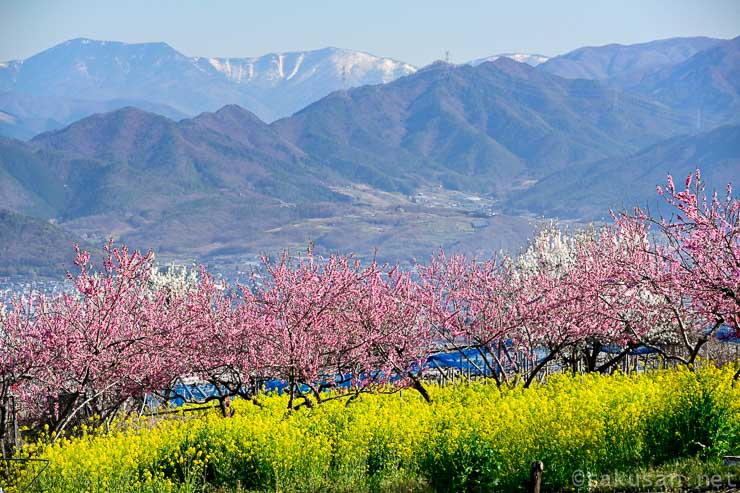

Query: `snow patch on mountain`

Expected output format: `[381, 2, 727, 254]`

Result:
[0, 111, 17, 124]
[287, 53, 304, 80]
[327, 49, 416, 83]
[470, 53, 550, 67]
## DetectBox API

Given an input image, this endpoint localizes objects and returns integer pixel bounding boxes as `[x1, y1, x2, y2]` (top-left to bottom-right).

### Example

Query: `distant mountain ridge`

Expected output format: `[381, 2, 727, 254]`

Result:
[26, 104, 345, 215]
[2, 54, 703, 218]
[0, 104, 360, 261]
[634, 36, 740, 126]
[3, 35, 737, 141]
[539, 36, 723, 84]
[1, 35, 738, 276]
[0, 38, 416, 137]
[512, 123, 740, 218]
[539, 35, 740, 128]
[274, 57, 695, 195]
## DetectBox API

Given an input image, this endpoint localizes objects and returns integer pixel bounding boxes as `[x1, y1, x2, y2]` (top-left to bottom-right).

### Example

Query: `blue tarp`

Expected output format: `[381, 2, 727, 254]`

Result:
[716, 326, 739, 343]
[426, 347, 504, 375]
[157, 330, 739, 407]
[601, 345, 657, 355]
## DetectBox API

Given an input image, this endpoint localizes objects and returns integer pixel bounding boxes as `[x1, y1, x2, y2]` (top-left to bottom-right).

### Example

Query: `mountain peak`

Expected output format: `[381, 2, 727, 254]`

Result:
[30, 38, 183, 64]
[30, 105, 177, 159]
[418, 60, 455, 72]
[64, 37, 111, 46]
[30, 105, 167, 139]
[88, 105, 172, 124]
[214, 103, 255, 116]
[489, 56, 529, 68]
[191, 104, 266, 129]
[478, 56, 545, 80]
[60, 37, 176, 50]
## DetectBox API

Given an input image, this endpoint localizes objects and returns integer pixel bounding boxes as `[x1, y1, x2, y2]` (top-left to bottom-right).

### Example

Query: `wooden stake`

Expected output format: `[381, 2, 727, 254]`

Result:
[528, 460, 544, 493]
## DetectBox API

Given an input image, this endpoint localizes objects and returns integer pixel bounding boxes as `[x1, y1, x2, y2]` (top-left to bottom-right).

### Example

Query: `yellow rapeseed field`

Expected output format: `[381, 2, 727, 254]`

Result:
[7, 366, 740, 492]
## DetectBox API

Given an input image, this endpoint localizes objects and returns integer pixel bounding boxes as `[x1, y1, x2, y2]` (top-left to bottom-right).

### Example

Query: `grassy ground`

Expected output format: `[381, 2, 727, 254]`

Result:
[585, 458, 740, 492]
[168, 459, 740, 492]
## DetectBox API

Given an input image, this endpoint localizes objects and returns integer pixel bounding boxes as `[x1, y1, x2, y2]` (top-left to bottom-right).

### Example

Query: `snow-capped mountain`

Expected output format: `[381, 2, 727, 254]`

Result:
[0, 38, 417, 137]
[194, 48, 414, 87]
[469, 53, 550, 67]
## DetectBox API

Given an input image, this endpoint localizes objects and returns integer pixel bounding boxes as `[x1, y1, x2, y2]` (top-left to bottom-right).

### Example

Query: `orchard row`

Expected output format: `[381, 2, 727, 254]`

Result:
[0, 170, 737, 444]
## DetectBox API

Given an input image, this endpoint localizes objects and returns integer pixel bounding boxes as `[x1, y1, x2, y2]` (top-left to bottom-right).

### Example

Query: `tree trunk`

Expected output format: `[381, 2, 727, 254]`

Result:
[0, 401, 6, 458]
[596, 344, 634, 374]
[524, 346, 561, 388]
[585, 340, 601, 372]
[408, 372, 431, 403]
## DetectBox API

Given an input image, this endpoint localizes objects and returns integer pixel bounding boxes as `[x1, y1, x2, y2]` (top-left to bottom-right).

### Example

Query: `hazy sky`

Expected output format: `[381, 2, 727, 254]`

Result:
[1, 0, 739, 65]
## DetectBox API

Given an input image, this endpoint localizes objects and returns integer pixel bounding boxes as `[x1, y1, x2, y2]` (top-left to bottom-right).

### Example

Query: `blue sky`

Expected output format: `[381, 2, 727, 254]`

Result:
[1, 0, 739, 65]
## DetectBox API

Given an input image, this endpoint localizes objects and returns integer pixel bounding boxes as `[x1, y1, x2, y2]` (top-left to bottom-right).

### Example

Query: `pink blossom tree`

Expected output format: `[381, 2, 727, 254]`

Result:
[16, 242, 177, 439]
[655, 170, 739, 336]
[0, 294, 53, 455]
[418, 252, 517, 386]
[613, 170, 739, 370]
[341, 263, 435, 401]
[507, 226, 599, 386]
[243, 251, 372, 409]
[149, 267, 255, 416]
